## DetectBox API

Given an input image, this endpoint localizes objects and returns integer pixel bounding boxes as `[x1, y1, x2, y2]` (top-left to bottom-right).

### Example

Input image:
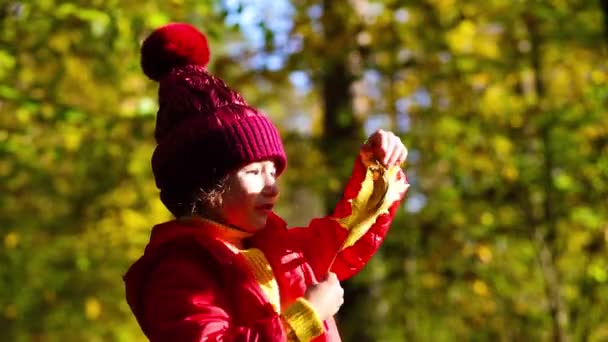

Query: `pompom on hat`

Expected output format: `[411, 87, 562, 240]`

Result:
[141, 23, 286, 216]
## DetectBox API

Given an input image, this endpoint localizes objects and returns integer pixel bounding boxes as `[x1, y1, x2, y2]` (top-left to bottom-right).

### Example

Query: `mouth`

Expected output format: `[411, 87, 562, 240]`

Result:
[255, 203, 275, 213]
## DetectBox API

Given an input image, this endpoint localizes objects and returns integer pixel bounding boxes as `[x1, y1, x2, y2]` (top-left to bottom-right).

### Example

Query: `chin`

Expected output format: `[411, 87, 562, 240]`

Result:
[250, 217, 269, 232]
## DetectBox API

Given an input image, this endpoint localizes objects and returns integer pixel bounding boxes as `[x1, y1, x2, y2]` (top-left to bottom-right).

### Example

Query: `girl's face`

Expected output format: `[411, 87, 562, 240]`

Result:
[214, 160, 279, 233]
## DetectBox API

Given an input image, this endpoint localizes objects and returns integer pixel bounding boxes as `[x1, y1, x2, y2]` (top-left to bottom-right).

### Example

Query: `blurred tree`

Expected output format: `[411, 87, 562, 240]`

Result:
[257, 0, 608, 341]
[2, 0, 608, 341]
[0, 1, 227, 340]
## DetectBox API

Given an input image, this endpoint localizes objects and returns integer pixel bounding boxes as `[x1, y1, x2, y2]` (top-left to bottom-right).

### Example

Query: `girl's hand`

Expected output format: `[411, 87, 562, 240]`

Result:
[304, 272, 344, 321]
[360, 129, 408, 168]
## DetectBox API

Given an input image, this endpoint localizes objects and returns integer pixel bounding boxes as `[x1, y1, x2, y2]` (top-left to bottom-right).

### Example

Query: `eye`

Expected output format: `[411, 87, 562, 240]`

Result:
[246, 168, 260, 175]
[264, 162, 277, 178]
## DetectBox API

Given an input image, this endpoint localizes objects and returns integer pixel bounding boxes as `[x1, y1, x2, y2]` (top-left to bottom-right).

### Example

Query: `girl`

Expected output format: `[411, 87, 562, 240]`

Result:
[124, 23, 409, 342]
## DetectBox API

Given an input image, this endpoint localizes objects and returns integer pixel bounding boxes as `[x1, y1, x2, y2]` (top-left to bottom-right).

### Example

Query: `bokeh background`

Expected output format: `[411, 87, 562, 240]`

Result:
[2, 0, 608, 341]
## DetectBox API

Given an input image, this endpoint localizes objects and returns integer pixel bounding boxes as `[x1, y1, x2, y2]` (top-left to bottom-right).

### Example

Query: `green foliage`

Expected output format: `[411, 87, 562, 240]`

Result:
[1, 1, 224, 340]
[1, 0, 608, 341]
[280, 0, 608, 341]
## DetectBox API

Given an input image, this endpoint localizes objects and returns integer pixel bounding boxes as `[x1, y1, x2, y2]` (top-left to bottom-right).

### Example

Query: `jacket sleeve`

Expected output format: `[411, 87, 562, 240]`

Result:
[143, 251, 286, 342]
[287, 157, 409, 281]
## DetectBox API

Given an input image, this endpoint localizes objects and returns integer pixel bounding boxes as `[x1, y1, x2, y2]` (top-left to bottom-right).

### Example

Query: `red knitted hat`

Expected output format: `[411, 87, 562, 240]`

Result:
[141, 23, 287, 214]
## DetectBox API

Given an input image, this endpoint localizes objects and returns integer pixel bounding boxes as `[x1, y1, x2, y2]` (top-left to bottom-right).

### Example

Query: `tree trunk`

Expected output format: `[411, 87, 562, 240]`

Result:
[525, 12, 570, 342]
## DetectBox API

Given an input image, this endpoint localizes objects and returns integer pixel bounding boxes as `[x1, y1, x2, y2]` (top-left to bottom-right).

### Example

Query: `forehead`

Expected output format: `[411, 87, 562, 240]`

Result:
[238, 160, 277, 170]
[226, 160, 277, 187]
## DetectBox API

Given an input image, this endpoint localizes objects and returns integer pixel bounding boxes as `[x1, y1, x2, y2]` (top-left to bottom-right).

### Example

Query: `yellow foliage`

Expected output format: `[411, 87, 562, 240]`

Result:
[48, 31, 71, 52]
[514, 300, 529, 315]
[480, 212, 494, 226]
[509, 113, 524, 128]
[476, 245, 493, 264]
[4, 232, 19, 249]
[0, 159, 11, 177]
[590, 323, 608, 342]
[481, 84, 506, 112]
[563, 285, 580, 301]
[337, 165, 408, 249]
[548, 66, 574, 100]
[3, 304, 17, 320]
[588, 264, 607, 283]
[421, 272, 443, 288]
[121, 208, 148, 230]
[497, 206, 516, 225]
[492, 135, 512, 158]
[431, 0, 457, 22]
[472, 280, 490, 297]
[446, 20, 476, 54]
[435, 0, 456, 11]
[580, 125, 605, 140]
[1, 1, 607, 340]
[472, 155, 495, 174]
[85, 297, 102, 320]
[482, 299, 497, 314]
[44, 290, 57, 303]
[63, 129, 82, 151]
[0, 50, 16, 79]
[502, 165, 519, 182]
[591, 70, 606, 84]
[451, 212, 466, 226]
[145, 12, 171, 28]
[16, 107, 32, 124]
[446, 19, 500, 58]
[475, 36, 499, 59]
[471, 72, 490, 90]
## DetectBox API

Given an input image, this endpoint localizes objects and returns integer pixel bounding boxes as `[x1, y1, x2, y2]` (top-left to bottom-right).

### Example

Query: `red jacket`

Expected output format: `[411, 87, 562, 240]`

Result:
[124, 159, 408, 341]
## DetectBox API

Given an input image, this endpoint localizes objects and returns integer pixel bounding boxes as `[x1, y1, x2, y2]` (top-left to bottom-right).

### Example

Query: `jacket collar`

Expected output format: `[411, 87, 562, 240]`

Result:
[146, 216, 254, 251]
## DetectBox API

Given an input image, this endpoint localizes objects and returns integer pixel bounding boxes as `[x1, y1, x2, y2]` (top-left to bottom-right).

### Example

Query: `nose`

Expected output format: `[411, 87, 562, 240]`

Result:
[262, 172, 279, 198]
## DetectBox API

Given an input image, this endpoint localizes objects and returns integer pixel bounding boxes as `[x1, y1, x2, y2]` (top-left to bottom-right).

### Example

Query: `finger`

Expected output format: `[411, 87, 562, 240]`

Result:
[327, 272, 338, 282]
[361, 133, 378, 163]
[383, 134, 398, 166]
[397, 145, 408, 165]
[395, 149, 405, 166]
[359, 143, 374, 160]
[365, 129, 382, 149]
[386, 137, 402, 167]
[360, 141, 373, 153]
[389, 137, 407, 166]
[375, 131, 389, 164]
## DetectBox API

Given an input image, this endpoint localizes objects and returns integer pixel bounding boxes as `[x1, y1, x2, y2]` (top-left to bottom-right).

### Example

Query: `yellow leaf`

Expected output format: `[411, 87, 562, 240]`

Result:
[64, 130, 82, 151]
[473, 280, 490, 297]
[476, 245, 493, 264]
[480, 212, 494, 226]
[121, 208, 147, 229]
[3, 305, 17, 320]
[471, 72, 489, 90]
[4, 232, 19, 249]
[502, 165, 519, 182]
[421, 273, 442, 288]
[435, 0, 456, 12]
[446, 20, 476, 54]
[591, 70, 605, 84]
[85, 297, 102, 320]
[493, 135, 512, 157]
[337, 164, 408, 249]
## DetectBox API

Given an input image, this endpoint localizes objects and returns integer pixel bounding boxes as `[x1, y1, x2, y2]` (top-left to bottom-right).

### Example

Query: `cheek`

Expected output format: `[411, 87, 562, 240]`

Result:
[220, 186, 257, 215]
[218, 192, 260, 230]
[242, 177, 265, 194]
